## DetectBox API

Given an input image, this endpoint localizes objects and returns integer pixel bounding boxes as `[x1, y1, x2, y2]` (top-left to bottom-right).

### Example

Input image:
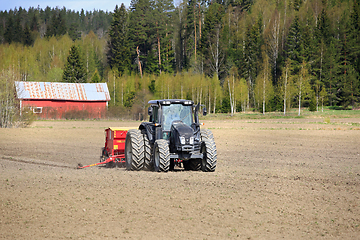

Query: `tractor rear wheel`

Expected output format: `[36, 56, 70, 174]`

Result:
[125, 129, 145, 171]
[153, 139, 170, 172]
[201, 139, 217, 172]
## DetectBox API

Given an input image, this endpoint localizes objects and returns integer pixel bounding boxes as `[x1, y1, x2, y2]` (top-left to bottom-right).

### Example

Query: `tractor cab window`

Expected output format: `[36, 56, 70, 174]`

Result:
[152, 106, 159, 123]
[161, 104, 192, 131]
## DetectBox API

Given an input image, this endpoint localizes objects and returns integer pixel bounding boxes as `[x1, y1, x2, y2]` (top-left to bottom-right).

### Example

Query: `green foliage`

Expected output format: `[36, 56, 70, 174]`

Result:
[107, 4, 130, 74]
[62, 45, 87, 83]
[45, 12, 67, 38]
[91, 69, 101, 83]
[0, 0, 360, 115]
[200, 2, 226, 78]
[309, 92, 317, 111]
[0, 69, 34, 128]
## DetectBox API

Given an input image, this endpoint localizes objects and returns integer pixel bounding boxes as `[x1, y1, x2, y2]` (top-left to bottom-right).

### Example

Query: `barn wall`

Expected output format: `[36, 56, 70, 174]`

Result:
[22, 100, 107, 119]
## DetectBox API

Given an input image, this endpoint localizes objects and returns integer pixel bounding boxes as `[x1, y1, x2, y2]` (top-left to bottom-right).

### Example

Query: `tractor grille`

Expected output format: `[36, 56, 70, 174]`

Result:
[178, 143, 200, 152]
[193, 143, 201, 152]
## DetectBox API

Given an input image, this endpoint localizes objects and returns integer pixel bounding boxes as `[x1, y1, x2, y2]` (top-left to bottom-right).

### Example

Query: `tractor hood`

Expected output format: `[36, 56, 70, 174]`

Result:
[170, 120, 195, 152]
[170, 120, 194, 140]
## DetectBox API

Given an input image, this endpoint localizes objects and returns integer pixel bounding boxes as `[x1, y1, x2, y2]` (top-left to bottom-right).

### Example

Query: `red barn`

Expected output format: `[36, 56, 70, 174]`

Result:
[15, 81, 111, 119]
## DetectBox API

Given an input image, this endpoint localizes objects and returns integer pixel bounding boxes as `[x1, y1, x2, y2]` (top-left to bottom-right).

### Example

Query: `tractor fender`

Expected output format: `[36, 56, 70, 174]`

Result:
[139, 122, 155, 143]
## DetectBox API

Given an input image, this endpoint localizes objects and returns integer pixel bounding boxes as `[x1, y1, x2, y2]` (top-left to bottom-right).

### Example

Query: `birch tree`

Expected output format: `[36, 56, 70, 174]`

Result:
[255, 48, 273, 114]
[295, 61, 311, 116]
[281, 59, 293, 115]
[227, 67, 238, 116]
[0, 69, 18, 128]
[200, 2, 226, 79]
[235, 78, 249, 113]
[265, 9, 281, 80]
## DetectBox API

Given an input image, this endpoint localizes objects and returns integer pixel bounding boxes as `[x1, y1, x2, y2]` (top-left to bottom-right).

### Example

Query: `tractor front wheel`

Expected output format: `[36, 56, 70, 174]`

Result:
[125, 129, 145, 171]
[153, 139, 170, 172]
[201, 139, 217, 172]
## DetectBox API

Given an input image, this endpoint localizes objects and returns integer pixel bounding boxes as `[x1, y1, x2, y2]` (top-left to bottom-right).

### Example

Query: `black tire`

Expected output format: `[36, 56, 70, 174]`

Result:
[100, 147, 108, 162]
[143, 131, 153, 171]
[125, 129, 145, 171]
[183, 159, 201, 171]
[201, 139, 217, 172]
[100, 148, 114, 168]
[200, 129, 214, 141]
[153, 139, 170, 172]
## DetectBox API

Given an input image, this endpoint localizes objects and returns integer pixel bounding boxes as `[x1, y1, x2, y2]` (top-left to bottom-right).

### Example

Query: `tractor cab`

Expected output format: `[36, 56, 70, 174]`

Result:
[147, 100, 198, 141]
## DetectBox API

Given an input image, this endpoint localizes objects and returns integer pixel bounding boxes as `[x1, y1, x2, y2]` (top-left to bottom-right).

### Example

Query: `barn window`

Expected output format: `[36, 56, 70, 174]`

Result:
[33, 107, 43, 114]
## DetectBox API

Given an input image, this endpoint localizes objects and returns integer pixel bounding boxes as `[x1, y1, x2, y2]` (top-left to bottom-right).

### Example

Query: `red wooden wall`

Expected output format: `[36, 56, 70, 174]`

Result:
[21, 100, 107, 119]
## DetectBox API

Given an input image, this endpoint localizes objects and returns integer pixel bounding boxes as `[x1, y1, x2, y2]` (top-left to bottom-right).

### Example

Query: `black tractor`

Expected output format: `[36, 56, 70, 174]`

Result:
[125, 99, 217, 172]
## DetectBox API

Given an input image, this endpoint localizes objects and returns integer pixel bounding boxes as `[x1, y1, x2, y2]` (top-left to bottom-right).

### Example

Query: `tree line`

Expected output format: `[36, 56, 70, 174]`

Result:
[0, 6, 112, 44]
[0, 0, 360, 125]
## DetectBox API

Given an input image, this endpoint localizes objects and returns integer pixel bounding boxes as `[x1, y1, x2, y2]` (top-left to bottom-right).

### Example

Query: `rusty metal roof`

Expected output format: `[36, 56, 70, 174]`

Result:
[15, 81, 111, 101]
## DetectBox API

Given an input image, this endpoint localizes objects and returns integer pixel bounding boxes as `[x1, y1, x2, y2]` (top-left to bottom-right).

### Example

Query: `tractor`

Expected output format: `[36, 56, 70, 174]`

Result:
[125, 99, 217, 172]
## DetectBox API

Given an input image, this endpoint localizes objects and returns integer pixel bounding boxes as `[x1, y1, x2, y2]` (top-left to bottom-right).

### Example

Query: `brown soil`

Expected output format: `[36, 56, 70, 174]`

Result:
[0, 118, 359, 239]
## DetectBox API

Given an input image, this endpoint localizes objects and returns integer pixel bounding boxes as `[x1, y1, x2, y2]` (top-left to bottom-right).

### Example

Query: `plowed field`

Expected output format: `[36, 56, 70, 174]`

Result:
[1, 118, 359, 239]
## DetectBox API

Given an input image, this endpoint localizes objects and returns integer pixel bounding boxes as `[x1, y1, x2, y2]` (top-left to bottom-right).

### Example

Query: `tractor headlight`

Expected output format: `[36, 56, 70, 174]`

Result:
[189, 137, 194, 145]
[180, 136, 186, 145]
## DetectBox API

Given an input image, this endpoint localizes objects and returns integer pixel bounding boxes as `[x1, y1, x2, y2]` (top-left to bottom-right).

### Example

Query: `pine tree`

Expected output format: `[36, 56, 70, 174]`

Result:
[62, 45, 87, 83]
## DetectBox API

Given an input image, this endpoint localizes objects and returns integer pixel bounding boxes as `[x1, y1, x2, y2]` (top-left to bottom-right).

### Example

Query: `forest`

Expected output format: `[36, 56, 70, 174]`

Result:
[0, 0, 359, 124]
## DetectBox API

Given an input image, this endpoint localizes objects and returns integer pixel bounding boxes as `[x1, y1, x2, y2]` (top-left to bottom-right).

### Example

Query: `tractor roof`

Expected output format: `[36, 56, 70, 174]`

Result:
[148, 99, 194, 105]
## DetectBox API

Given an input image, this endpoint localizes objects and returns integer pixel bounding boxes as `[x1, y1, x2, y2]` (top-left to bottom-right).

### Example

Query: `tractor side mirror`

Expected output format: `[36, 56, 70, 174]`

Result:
[148, 107, 153, 116]
[202, 107, 207, 116]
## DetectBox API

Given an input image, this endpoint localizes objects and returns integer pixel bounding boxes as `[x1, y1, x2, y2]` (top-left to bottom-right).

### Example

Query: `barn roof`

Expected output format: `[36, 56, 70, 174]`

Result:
[15, 81, 111, 101]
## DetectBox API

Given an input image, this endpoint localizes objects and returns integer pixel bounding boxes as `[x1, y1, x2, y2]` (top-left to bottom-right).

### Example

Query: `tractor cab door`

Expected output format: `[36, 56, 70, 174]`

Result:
[152, 106, 159, 124]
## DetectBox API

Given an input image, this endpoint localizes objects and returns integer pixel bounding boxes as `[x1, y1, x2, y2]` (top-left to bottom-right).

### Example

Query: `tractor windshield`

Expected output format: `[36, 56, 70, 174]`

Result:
[162, 104, 193, 131]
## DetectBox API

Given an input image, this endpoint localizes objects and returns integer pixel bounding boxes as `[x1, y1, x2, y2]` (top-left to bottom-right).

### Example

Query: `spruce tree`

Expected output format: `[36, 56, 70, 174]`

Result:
[286, 15, 302, 74]
[13, 16, 23, 43]
[68, 23, 80, 41]
[152, 0, 175, 74]
[4, 15, 14, 44]
[30, 14, 39, 32]
[23, 24, 33, 46]
[46, 12, 67, 37]
[128, 0, 155, 74]
[62, 45, 87, 83]
[348, 0, 360, 76]
[107, 4, 130, 74]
